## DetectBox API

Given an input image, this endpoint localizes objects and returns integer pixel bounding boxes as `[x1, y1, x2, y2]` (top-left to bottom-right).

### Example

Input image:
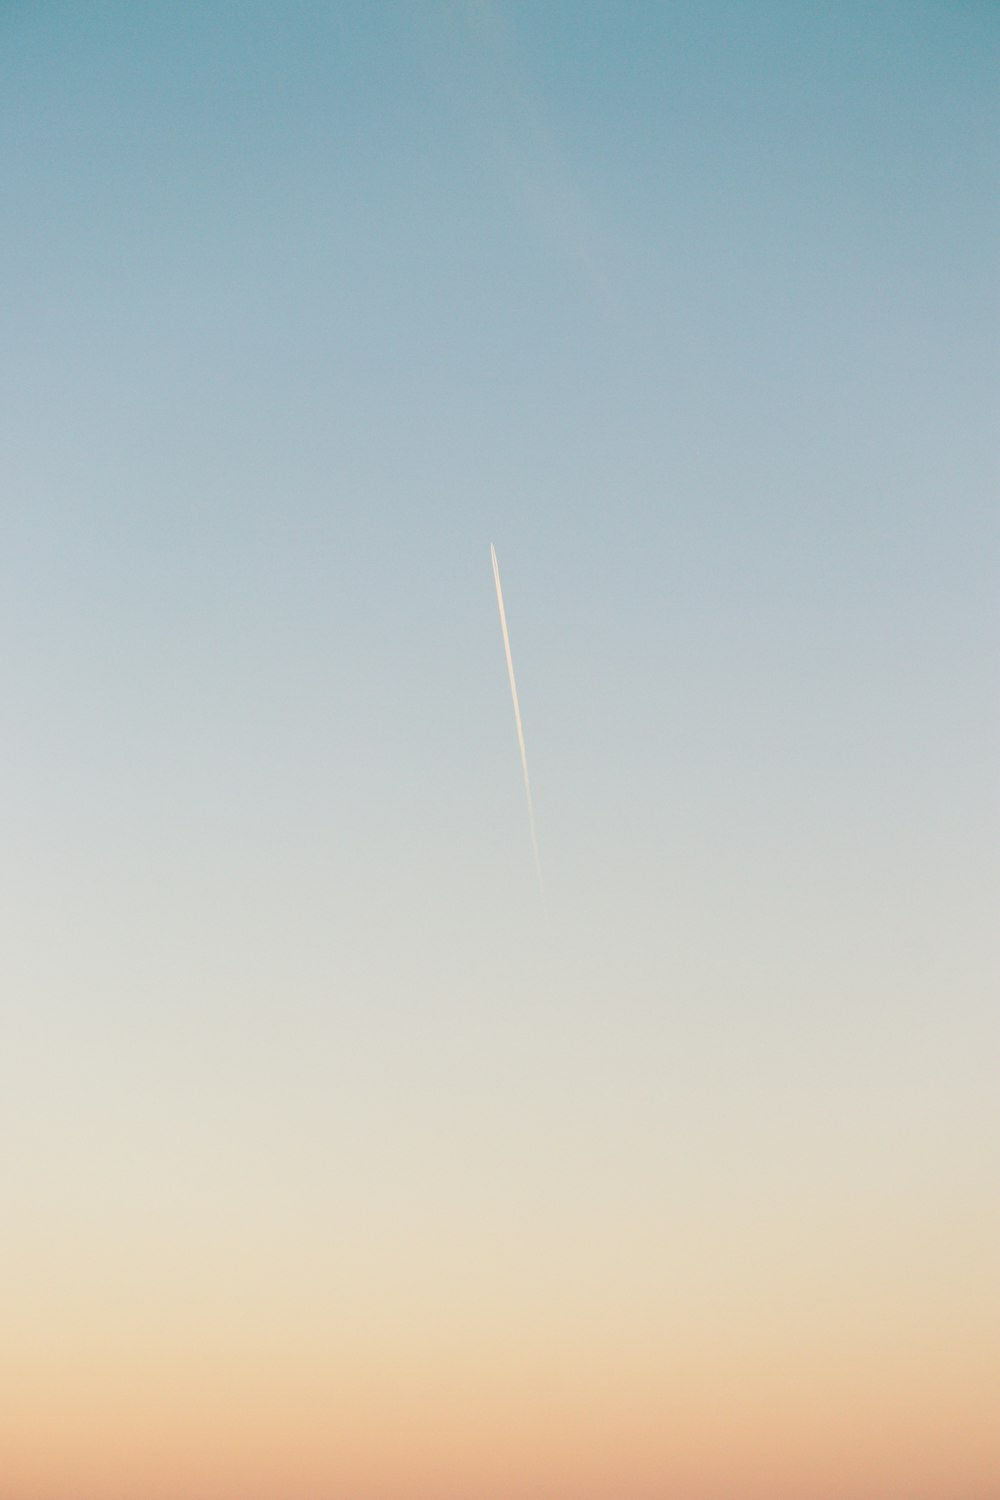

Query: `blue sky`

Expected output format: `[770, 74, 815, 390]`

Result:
[2, 5, 998, 1493]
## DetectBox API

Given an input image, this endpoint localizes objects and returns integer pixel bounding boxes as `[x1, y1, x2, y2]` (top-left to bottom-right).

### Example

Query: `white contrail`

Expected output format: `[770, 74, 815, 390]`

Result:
[491, 543, 543, 890]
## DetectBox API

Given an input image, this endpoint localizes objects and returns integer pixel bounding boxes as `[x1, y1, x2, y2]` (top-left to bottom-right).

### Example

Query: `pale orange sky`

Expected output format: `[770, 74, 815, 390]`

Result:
[4, 1166, 998, 1498]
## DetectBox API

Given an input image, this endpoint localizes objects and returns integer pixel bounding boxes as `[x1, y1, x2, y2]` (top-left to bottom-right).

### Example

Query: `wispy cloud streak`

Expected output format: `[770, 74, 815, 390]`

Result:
[491, 543, 542, 891]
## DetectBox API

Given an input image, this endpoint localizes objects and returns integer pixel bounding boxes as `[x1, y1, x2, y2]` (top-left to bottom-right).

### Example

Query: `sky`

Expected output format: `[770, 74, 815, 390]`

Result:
[1, 3, 998, 1497]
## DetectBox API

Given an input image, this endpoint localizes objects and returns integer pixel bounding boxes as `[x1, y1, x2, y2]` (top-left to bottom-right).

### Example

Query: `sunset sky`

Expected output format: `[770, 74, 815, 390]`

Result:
[2, 4, 998, 1497]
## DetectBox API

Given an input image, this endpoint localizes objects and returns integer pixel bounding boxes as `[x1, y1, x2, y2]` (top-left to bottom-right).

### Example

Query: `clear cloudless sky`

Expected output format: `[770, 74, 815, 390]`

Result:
[2, 4, 998, 1498]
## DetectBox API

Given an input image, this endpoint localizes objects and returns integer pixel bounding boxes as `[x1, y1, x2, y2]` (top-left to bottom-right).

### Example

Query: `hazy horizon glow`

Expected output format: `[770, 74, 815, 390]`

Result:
[1, 3, 997, 1497]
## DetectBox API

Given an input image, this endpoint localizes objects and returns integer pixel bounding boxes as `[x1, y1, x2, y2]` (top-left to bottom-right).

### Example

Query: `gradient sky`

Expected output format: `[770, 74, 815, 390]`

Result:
[2, 4, 998, 1498]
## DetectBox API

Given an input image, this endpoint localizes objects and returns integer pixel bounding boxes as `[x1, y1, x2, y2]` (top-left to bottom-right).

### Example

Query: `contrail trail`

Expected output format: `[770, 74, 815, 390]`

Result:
[491, 543, 543, 891]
